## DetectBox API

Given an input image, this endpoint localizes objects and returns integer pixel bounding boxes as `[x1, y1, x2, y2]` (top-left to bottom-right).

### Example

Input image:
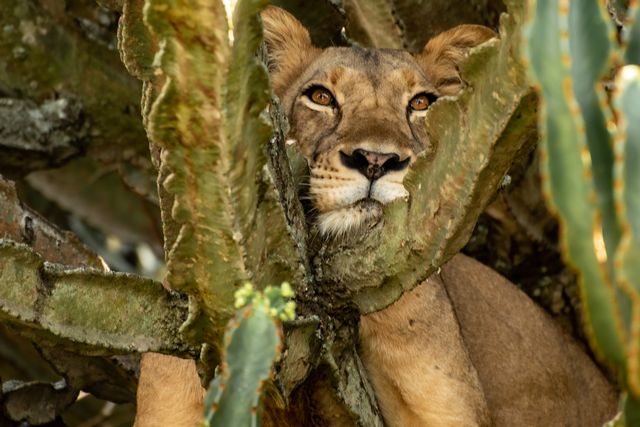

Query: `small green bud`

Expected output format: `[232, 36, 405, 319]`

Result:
[282, 301, 296, 321]
[234, 282, 255, 308]
[281, 282, 294, 298]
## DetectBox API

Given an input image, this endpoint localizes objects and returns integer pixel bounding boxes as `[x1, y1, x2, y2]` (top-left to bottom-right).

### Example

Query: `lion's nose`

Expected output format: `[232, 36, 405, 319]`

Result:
[339, 148, 411, 180]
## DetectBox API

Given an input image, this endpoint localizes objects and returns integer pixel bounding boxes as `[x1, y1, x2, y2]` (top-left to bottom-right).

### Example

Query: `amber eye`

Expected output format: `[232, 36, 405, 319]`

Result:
[408, 93, 437, 112]
[306, 86, 335, 107]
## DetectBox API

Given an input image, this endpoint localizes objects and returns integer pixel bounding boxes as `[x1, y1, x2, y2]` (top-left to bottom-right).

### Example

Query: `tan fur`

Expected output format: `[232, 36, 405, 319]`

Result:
[261, 6, 321, 97]
[359, 273, 491, 426]
[415, 25, 496, 96]
[440, 255, 618, 426]
[134, 353, 204, 427]
[135, 256, 618, 427]
[359, 255, 617, 427]
[135, 8, 617, 427]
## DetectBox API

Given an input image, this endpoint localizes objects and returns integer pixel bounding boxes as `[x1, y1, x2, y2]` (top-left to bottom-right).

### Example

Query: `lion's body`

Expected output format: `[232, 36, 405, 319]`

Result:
[134, 7, 618, 427]
[359, 254, 617, 427]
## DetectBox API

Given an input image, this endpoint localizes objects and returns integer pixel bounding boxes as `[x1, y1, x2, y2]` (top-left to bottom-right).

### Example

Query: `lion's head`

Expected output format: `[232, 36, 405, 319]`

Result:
[262, 7, 495, 235]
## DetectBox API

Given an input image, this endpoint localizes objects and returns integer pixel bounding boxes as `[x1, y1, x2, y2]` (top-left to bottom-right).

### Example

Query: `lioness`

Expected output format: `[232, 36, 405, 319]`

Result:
[135, 7, 618, 427]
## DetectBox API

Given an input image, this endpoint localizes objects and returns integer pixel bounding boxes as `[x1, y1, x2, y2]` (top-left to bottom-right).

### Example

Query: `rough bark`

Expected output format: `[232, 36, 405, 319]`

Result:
[0, 97, 87, 179]
[1, 379, 78, 425]
[0, 0, 154, 198]
[1, 0, 162, 251]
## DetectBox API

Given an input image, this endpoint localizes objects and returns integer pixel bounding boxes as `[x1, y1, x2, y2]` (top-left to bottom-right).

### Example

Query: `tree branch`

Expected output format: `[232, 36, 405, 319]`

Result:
[0, 175, 102, 268]
[0, 239, 196, 357]
[0, 0, 156, 200]
[0, 98, 87, 179]
[0, 379, 78, 425]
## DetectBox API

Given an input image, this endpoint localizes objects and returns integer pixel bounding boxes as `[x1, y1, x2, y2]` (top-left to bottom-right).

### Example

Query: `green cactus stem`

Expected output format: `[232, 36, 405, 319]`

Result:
[525, 0, 640, 422]
[202, 283, 294, 427]
[625, 2, 640, 64]
[524, 0, 626, 372]
[0, 239, 195, 357]
[138, 0, 298, 358]
[613, 65, 640, 395]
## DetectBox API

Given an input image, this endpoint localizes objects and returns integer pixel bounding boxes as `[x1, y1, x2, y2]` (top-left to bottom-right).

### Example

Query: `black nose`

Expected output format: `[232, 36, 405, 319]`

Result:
[339, 149, 411, 180]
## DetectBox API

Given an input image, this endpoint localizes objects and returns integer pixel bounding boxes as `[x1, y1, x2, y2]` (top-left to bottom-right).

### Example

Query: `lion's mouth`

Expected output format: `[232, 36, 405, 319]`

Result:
[309, 167, 409, 235]
[315, 198, 384, 235]
[353, 198, 383, 210]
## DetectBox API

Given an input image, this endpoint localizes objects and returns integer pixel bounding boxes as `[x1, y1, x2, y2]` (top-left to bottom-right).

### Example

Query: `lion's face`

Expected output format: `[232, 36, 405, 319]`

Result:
[284, 48, 434, 234]
[263, 7, 495, 235]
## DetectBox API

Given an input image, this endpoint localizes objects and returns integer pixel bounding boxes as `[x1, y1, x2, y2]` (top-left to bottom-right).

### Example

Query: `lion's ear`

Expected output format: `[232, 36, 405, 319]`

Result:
[414, 25, 496, 96]
[261, 6, 320, 96]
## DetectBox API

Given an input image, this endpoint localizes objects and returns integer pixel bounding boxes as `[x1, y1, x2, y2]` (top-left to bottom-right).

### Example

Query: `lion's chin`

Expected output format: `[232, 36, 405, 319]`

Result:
[316, 199, 383, 236]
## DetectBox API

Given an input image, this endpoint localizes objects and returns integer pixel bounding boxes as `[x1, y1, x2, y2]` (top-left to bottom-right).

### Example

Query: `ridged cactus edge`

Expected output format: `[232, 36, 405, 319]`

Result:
[202, 283, 295, 427]
[613, 65, 640, 395]
[131, 0, 300, 367]
[524, 0, 640, 421]
[524, 0, 626, 372]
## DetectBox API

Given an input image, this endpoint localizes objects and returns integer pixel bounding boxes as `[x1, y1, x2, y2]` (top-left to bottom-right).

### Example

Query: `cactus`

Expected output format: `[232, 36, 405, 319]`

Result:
[342, 0, 405, 48]
[0, 239, 194, 356]
[524, 0, 640, 421]
[202, 283, 295, 427]
[625, 2, 640, 64]
[140, 0, 300, 359]
[614, 66, 640, 424]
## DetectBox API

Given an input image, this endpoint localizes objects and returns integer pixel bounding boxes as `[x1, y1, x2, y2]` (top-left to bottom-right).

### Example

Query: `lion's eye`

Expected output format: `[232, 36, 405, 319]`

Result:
[306, 86, 335, 107]
[408, 93, 437, 112]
